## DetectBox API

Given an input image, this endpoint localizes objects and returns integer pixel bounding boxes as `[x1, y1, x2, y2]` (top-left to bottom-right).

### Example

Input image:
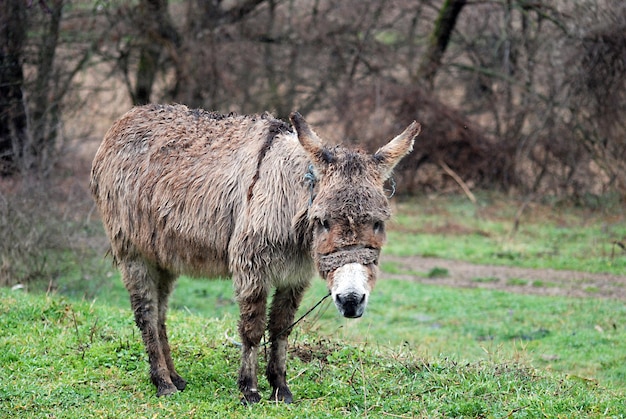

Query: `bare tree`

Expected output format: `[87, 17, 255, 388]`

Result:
[0, 0, 106, 175]
[105, 0, 269, 107]
[0, 0, 28, 174]
[416, 0, 467, 87]
[132, 0, 180, 105]
[563, 1, 626, 195]
[94, 0, 625, 198]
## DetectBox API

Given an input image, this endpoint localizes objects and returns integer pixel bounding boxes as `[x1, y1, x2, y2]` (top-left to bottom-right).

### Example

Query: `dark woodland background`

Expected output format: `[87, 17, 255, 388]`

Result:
[0, 0, 624, 289]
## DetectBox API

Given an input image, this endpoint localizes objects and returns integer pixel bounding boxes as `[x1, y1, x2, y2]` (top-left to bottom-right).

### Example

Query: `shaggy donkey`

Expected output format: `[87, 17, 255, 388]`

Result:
[90, 104, 420, 403]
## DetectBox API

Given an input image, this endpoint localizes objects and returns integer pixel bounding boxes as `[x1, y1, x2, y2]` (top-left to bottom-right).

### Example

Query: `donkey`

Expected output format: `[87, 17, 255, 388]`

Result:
[90, 104, 420, 403]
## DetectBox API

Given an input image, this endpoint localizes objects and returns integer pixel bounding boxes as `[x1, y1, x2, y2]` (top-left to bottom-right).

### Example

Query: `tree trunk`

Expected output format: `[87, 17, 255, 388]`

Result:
[29, 0, 64, 172]
[0, 0, 28, 174]
[134, 41, 162, 105]
[132, 0, 180, 105]
[416, 0, 467, 87]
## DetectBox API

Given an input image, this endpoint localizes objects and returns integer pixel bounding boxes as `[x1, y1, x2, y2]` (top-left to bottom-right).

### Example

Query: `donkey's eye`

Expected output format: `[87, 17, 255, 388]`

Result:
[373, 221, 384, 233]
[319, 218, 331, 232]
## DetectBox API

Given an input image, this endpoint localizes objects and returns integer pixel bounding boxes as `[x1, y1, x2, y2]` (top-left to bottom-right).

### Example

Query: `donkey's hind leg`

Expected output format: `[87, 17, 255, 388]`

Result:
[157, 276, 187, 391]
[121, 260, 178, 396]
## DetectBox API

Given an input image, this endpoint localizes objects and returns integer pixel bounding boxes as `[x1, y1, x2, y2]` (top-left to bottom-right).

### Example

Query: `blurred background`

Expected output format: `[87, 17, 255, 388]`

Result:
[1, 0, 624, 294]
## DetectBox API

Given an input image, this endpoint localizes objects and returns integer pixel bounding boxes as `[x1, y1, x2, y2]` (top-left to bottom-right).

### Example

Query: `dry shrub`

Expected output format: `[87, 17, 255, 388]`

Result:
[565, 4, 626, 195]
[332, 82, 510, 195]
[0, 179, 62, 288]
[394, 86, 511, 194]
[0, 168, 109, 296]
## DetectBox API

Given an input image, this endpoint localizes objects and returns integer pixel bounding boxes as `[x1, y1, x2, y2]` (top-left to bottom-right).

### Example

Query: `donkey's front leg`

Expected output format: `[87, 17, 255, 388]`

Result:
[266, 284, 308, 403]
[236, 285, 268, 404]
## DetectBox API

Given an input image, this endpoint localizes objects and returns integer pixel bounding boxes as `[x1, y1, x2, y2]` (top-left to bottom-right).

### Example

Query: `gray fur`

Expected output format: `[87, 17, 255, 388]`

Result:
[90, 104, 420, 403]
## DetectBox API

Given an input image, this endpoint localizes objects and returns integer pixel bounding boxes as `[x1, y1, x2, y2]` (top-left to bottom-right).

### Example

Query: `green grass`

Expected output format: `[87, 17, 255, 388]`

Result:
[2, 287, 626, 418]
[298, 280, 626, 388]
[4, 192, 626, 416]
[386, 192, 626, 274]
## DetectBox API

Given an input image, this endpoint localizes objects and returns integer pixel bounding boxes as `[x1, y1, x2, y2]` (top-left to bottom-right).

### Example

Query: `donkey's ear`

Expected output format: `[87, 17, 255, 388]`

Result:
[373, 121, 421, 180]
[290, 112, 334, 167]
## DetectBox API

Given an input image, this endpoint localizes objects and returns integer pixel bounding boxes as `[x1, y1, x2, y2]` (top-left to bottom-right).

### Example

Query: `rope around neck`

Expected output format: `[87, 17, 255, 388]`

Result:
[266, 291, 331, 346]
[225, 292, 332, 348]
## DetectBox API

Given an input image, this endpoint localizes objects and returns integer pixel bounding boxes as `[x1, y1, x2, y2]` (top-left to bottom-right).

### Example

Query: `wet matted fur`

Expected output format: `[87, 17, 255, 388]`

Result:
[90, 104, 420, 403]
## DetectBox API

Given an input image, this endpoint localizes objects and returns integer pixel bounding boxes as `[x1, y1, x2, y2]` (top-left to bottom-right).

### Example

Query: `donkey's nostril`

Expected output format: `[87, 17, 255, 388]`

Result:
[335, 292, 367, 318]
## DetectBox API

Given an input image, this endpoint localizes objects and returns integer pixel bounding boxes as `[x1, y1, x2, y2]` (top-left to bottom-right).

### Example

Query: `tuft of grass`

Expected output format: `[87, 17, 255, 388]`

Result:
[379, 264, 450, 279]
[507, 278, 529, 286]
[1, 287, 625, 418]
[379, 260, 403, 275]
[472, 276, 500, 283]
[426, 266, 449, 278]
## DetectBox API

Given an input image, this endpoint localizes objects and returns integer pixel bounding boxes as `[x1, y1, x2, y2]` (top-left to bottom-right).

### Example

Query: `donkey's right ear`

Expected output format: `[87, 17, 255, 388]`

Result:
[290, 112, 335, 168]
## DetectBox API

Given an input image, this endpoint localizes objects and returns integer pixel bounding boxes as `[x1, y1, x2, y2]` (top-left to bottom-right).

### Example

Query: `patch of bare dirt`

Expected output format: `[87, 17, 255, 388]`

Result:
[289, 339, 342, 364]
[382, 255, 626, 300]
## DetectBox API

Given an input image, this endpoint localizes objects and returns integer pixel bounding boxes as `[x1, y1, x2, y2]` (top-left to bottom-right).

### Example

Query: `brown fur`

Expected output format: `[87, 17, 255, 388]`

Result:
[90, 104, 420, 403]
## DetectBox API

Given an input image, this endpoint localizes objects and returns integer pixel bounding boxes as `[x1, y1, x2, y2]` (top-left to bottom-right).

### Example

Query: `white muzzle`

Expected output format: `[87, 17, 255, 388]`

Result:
[331, 263, 370, 318]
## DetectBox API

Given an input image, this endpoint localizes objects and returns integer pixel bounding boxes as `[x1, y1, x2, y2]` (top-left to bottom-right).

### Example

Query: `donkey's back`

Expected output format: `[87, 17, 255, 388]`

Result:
[91, 104, 309, 278]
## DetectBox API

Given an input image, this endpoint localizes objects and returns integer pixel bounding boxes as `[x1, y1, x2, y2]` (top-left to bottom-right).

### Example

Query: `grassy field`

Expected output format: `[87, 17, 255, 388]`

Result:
[2, 287, 626, 418]
[2, 192, 626, 417]
[386, 193, 626, 274]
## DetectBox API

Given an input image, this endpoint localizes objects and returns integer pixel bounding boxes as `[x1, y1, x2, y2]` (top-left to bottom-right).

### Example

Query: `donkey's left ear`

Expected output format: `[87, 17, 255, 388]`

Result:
[373, 121, 421, 180]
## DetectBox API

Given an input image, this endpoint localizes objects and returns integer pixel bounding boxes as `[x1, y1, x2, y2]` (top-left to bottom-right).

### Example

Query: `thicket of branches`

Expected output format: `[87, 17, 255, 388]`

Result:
[0, 0, 624, 288]
[2, 0, 625, 196]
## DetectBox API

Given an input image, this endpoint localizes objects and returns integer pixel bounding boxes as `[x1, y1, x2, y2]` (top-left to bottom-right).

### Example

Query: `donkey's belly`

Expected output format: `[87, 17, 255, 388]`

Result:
[160, 243, 231, 279]
[268, 251, 315, 290]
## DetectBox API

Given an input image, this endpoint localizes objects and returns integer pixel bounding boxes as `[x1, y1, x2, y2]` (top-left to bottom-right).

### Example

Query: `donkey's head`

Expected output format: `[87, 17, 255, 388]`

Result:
[290, 113, 421, 318]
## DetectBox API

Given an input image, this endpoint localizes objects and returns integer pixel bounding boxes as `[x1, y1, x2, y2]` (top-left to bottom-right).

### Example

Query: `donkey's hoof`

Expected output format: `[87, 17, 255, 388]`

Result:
[270, 386, 293, 404]
[241, 390, 262, 405]
[171, 375, 187, 391]
[156, 383, 178, 397]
